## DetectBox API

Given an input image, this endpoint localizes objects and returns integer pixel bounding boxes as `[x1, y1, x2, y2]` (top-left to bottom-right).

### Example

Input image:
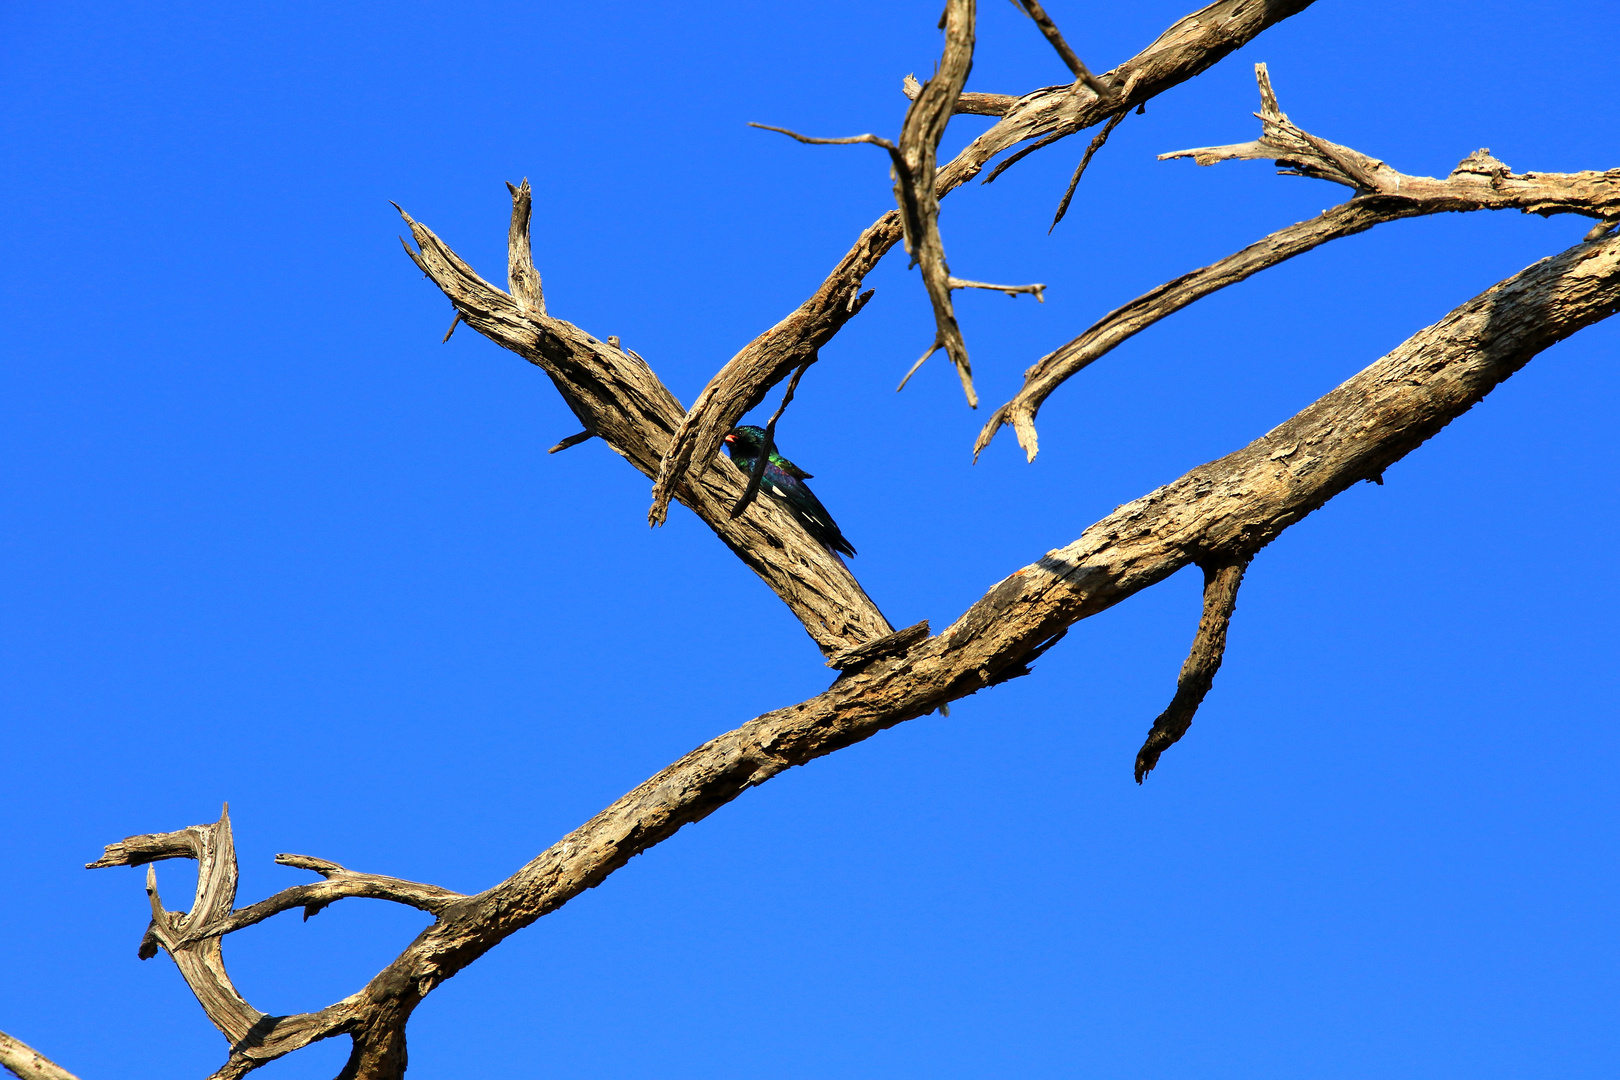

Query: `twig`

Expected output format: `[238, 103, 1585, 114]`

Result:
[747, 123, 897, 151]
[1135, 558, 1249, 783]
[1050, 110, 1127, 231]
[441, 310, 463, 343]
[948, 277, 1046, 300]
[547, 430, 595, 454]
[730, 360, 811, 519]
[1013, 0, 1108, 96]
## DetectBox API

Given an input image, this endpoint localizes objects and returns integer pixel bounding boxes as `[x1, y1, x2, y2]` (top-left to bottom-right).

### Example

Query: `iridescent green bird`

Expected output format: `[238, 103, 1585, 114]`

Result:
[723, 425, 856, 558]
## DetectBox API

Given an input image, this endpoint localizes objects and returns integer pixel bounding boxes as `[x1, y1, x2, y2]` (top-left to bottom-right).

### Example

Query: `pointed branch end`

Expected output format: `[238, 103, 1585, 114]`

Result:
[1134, 558, 1250, 782]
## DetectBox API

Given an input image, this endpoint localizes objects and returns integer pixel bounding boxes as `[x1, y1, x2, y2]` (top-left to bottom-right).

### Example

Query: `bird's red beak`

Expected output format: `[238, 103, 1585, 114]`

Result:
[723, 433, 736, 444]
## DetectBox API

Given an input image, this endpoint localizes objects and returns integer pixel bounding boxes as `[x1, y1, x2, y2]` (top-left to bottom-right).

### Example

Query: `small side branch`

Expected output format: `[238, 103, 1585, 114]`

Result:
[1135, 558, 1250, 783]
[547, 430, 595, 454]
[746, 124, 896, 151]
[1050, 110, 1127, 231]
[948, 277, 1046, 301]
[217, 854, 465, 933]
[1159, 64, 1382, 191]
[730, 360, 811, 520]
[505, 179, 545, 314]
[0, 1031, 80, 1080]
[902, 73, 1017, 116]
[1013, 0, 1108, 96]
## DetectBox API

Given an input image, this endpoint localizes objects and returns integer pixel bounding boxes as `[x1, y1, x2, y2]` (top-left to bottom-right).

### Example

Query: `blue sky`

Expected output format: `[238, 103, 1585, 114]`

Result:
[2, 2, 1616, 1077]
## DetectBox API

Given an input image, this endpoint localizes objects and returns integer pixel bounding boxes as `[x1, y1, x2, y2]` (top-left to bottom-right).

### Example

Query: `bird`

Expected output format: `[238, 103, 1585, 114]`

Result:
[723, 425, 856, 558]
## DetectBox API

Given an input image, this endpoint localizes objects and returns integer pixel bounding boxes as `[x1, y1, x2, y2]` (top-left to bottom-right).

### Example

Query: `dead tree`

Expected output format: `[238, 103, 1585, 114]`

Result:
[5, 2, 1618, 1078]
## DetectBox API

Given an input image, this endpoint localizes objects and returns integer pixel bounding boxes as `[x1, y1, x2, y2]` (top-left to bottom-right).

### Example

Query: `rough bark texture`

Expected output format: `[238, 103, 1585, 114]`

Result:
[643, 0, 1321, 529]
[43, 8, 1620, 1080]
[895, 0, 979, 407]
[976, 66, 1620, 461]
[0, 1033, 80, 1080]
[1135, 557, 1250, 783]
[77, 228, 1620, 1080]
[397, 188, 893, 656]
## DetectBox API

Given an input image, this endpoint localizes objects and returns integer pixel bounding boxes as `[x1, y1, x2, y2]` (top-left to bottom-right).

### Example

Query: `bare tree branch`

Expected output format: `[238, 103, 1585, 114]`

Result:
[215, 854, 464, 932]
[902, 72, 1017, 115]
[1050, 109, 1127, 231]
[0, 1032, 80, 1080]
[504, 179, 544, 314]
[643, 0, 1318, 530]
[947, 277, 1046, 300]
[976, 65, 1620, 461]
[398, 192, 893, 655]
[1135, 557, 1249, 783]
[79, 227, 1618, 1080]
[1012, 0, 1109, 96]
[546, 429, 594, 454]
[895, 0, 981, 407]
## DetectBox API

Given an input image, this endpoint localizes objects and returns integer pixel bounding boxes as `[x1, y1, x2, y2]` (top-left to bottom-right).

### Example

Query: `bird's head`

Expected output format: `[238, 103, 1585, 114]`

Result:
[723, 425, 767, 457]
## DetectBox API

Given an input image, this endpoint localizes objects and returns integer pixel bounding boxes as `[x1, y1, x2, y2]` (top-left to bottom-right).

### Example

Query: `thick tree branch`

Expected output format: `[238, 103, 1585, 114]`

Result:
[399, 193, 893, 655]
[0, 1032, 79, 1080]
[644, 0, 1319, 529]
[82, 230, 1620, 1080]
[1135, 557, 1249, 783]
[976, 65, 1620, 461]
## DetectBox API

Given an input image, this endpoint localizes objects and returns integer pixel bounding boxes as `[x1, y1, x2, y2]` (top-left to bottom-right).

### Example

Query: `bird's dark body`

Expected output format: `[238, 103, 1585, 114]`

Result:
[723, 425, 856, 557]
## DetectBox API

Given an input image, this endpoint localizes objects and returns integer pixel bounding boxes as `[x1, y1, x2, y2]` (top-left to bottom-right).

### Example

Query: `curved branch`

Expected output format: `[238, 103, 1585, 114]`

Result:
[1136, 557, 1250, 783]
[975, 65, 1620, 462]
[214, 854, 464, 934]
[643, 0, 1320, 529]
[402, 192, 893, 656]
[0, 1032, 80, 1080]
[80, 230, 1620, 1080]
[332, 228, 1620, 1074]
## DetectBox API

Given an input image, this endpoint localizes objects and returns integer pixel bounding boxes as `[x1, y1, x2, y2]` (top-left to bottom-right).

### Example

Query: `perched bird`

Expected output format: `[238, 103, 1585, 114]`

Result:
[723, 424, 856, 557]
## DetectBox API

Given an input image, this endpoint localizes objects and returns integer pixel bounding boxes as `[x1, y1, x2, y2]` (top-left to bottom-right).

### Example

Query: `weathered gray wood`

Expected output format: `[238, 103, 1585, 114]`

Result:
[976, 66, 1620, 462]
[1135, 558, 1250, 783]
[0, 1032, 80, 1080]
[399, 190, 895, 656]
[102, 228, 1620, 1080]
[644, 0, 1320, 529]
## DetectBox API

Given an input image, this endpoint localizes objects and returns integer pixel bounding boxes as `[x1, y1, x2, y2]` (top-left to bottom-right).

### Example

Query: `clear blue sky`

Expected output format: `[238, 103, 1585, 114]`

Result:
[2, 3, 1616, 1078]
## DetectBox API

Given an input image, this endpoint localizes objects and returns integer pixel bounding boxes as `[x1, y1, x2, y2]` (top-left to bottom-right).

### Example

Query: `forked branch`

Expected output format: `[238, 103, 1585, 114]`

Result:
[77, 227, 1620, 1080]
[976, 64, 1620, 462]
[1135, 557, 1250, 783]
[399, 187, 893, 654]
[86, 807, 467, 1079]
[643, 0, 1320, 530]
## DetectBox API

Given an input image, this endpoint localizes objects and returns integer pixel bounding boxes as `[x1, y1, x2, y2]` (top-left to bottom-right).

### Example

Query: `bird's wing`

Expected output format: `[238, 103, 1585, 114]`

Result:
[768, 450, 813, 480]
